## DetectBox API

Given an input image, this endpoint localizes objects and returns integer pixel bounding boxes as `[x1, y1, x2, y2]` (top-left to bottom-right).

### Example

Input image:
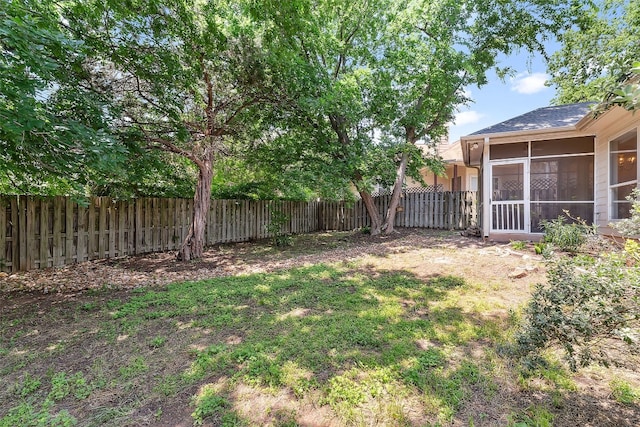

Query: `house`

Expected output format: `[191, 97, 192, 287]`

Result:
[461, 102, 639, 240]
[418, 140, 479, 192]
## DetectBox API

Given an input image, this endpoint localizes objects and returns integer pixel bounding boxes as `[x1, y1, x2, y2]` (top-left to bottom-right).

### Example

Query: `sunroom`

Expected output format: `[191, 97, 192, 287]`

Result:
[461, 102, 640, 240]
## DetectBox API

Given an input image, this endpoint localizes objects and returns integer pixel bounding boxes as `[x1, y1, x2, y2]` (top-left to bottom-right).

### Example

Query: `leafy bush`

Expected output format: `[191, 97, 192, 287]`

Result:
[514, 247, 640, 371]
[612, 188, 640, 237]
[515, 196, 640, 372]
[539, 214, 596, 253]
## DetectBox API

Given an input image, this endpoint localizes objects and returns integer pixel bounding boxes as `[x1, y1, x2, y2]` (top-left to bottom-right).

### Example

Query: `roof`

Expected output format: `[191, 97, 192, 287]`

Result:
[438, 140, 463, 163]
[418, 140, 465, 164]
[469, 102, 595, 136]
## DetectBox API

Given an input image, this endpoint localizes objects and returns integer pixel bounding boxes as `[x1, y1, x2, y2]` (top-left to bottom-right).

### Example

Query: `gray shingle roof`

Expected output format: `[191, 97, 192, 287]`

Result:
[470, 102, 594, 136]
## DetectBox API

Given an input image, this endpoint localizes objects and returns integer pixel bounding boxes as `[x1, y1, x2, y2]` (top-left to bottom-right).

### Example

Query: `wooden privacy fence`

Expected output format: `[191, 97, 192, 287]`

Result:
[0, 197, 319, 272]
[320, 190, 477, 232]
[0, 191, 476, 273]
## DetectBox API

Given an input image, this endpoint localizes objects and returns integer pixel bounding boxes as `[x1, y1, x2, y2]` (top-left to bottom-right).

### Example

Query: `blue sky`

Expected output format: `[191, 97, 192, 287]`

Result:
[447, 48, 558, 142]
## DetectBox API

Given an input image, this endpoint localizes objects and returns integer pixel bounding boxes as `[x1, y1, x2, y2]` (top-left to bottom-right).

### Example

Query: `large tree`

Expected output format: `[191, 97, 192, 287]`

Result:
[548, 0, 640, 104]
[376, 0, 586, 233]
[254, 0, 393, 233]
[0, 0, 126, 196]
[261, 0, 584, 235]
[65, 0, 279, 260]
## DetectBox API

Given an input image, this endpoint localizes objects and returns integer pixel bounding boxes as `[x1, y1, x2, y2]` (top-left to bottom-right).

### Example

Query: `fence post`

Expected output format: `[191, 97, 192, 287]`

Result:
[0, 198, 6, 272]
[53, 197, 63, 267]
[109, 198, 117, 258]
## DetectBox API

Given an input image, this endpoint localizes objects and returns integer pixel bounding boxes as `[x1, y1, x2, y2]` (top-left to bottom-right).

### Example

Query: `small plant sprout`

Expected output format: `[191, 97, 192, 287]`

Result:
[149, 337, 167, 348]
[510, 240, 527, 251]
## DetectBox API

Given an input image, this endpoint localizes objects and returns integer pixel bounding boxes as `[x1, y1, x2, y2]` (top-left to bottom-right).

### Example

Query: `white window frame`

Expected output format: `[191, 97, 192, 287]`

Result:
[609, 128, 639, 221]
[468, 175, 478, 192]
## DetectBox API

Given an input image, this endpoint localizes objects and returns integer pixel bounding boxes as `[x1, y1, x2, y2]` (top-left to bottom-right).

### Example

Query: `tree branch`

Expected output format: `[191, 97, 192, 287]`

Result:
[142, 133, 204, 169]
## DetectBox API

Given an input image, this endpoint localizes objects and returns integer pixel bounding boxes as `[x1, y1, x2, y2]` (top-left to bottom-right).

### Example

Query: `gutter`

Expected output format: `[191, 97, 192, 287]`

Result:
[468, 125, 579, 141]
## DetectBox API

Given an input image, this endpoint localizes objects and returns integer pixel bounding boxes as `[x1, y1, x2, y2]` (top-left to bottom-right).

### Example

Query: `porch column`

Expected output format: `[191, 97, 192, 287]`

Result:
[452, 165, 458, 191]
[482, 137, 490, 237]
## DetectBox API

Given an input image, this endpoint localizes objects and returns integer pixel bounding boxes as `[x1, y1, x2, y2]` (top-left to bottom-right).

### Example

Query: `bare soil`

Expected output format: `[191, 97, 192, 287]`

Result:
[0, 229, 530, 295]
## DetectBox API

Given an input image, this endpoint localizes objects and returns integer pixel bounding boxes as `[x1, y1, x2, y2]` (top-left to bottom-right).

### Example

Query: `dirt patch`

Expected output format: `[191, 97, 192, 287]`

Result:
[0, 229, 534, 295]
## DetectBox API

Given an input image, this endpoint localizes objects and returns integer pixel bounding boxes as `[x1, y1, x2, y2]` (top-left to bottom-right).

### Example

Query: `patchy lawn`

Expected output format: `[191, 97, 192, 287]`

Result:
[1, 229, 639, 426]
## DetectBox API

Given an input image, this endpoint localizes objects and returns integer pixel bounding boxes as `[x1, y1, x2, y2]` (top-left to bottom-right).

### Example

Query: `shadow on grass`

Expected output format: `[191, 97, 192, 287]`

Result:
[1, 263, 638, 426]
[93, 265, 491, 425]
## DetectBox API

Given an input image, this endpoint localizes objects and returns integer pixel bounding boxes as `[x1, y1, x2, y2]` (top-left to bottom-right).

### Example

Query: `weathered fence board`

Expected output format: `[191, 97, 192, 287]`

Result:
[0, 191, 476, 273]
[0, 201, 6, 271]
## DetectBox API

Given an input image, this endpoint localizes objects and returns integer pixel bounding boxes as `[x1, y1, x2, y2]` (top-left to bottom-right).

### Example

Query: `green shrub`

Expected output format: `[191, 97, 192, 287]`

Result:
[514, 196, 640, 372]
[611, 189, 640, 265]
[540, 214, 595, 253]
[266, 209, 292, 247]
[514, 251, 640, 371]
[510, 240, 527, 251]
[611, 188, 640, 236]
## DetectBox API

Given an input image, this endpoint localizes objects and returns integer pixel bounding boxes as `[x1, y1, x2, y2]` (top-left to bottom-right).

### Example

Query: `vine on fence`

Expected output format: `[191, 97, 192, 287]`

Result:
[265, 209, 292, 247]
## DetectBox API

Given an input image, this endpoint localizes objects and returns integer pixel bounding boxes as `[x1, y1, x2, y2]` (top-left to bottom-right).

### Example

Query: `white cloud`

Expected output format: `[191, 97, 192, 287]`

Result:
[510, 72, 549, 95]
[453, 110, 483, 126]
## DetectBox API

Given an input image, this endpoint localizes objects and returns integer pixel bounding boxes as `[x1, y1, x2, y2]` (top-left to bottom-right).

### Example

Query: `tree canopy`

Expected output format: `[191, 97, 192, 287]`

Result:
[597, 61, 640, 113]
[257, 0, 585, 234]
[0, 0, 126, 196]
[2, 0, 592, 257]
[548, 0, 640, 104]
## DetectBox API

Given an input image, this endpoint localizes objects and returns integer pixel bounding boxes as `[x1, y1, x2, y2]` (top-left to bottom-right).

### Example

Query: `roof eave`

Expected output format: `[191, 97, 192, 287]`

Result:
[461, 139, 483, 167]
[575, 110, 597, 130]
[461, 125, 579, 142]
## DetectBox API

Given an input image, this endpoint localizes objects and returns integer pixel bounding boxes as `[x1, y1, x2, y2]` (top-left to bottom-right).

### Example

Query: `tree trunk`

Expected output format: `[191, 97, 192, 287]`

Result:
[383, 150, 409, 234]
[360, 189, 382, 235]
[178, 159, 213, 261]
[327, 114, 383, 235]
[351, 170, 382, 235]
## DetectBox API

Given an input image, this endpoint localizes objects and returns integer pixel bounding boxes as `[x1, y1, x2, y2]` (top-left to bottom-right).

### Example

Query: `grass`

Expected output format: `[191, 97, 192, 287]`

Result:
[510, 240, 528, 251]
[1, 230, 638, 426]
[610, 378, 640, 405]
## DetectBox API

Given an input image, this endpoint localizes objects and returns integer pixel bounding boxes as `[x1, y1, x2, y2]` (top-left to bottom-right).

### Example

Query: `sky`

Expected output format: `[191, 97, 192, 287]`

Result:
[447, 46, 559, 143]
